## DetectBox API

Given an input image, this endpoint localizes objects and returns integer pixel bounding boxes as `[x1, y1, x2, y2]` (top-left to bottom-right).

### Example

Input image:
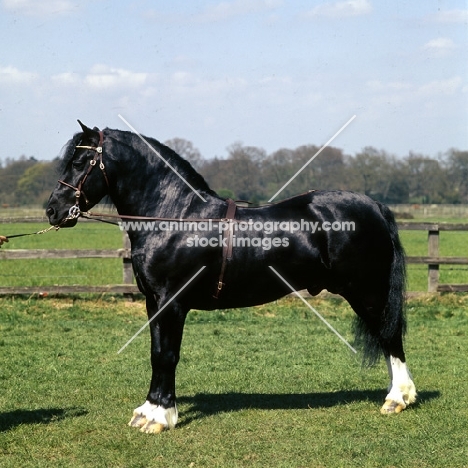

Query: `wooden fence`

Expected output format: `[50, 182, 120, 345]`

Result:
[398, 222, 468, 293]
[1, 223, 467, 295]
[0, 233, 138, 296]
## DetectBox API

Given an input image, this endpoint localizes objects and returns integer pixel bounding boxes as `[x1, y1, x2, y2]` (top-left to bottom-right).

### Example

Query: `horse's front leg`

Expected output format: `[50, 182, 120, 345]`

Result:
[129, 295, 187, 434]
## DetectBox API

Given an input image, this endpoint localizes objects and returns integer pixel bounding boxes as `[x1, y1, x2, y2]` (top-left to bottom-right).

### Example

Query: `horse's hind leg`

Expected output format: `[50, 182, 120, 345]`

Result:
[129, 294, 187, 433]
[345, 291, 416, 414]
[372, 299, 417, 414]
[380, 341, 417, 415]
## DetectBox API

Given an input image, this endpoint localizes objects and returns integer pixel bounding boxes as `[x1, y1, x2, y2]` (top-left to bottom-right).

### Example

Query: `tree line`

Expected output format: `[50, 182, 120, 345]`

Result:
[1, 140, 467, 208]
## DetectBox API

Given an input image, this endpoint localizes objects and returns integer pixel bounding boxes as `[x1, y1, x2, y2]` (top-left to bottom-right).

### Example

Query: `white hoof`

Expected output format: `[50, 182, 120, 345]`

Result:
[382, 356, 417, 414]
[128, 401, 178, 433]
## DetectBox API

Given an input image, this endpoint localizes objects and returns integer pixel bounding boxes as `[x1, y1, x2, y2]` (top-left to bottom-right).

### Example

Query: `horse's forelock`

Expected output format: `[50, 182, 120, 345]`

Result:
[56, 132, 83, 174]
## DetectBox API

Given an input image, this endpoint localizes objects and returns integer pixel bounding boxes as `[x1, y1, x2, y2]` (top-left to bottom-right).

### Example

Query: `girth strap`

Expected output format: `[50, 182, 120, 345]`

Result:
[213, 199, 237, 299]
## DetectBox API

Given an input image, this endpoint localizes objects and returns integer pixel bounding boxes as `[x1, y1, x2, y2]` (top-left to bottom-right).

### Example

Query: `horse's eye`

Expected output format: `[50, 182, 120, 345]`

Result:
[72, 159, 86, 169]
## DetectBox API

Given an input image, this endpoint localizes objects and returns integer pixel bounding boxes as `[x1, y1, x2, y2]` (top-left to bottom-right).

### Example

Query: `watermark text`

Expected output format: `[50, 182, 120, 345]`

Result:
[118, 219, 355, 234]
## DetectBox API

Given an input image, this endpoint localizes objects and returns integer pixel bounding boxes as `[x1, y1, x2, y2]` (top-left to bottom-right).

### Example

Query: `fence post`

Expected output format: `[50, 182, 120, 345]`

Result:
[428, 227, 439, 292]
[122, 232, 134, 285]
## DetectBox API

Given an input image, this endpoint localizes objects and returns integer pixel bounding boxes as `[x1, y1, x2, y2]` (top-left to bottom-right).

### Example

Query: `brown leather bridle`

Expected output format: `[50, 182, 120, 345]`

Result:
[58, 130, 109, 218]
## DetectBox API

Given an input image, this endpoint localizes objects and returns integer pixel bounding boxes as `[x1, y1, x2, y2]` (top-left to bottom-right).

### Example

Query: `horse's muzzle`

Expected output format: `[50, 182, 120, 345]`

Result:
[45, 203, 78, 228]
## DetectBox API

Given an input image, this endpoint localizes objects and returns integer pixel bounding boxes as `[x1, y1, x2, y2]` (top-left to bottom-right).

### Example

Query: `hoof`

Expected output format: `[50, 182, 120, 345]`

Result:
[140, 421, 166, 434]
[128, 401, 177, 434]
[380, 399, 406, 414]
[128, 412, 147, 428]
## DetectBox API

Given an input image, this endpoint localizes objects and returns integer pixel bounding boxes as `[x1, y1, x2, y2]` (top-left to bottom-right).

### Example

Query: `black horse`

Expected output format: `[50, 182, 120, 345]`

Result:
[46, 122, 416, 433]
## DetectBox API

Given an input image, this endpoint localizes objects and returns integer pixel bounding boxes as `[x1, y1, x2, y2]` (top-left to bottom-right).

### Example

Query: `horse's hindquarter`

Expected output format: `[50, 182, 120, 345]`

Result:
[214, 192, 394, 307]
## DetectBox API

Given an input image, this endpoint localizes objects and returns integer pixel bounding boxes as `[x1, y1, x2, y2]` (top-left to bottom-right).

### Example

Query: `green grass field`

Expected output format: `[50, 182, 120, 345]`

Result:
[0, 294, 467, 467]
[1, 219, 468, 291]
[1, 216, 467, 466]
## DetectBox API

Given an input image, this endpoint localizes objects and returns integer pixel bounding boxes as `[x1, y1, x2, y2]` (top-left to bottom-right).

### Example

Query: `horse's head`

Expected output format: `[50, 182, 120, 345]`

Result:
[46, 121, 110, 227]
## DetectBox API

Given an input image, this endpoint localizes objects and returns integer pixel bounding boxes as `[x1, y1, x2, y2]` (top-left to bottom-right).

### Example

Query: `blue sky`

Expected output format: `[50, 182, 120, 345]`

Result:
[0, 0, 467, 163]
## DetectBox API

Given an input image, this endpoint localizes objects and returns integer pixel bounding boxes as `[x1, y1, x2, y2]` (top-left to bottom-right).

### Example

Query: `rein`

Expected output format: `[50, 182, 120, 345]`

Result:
[80, 209, 238, 224]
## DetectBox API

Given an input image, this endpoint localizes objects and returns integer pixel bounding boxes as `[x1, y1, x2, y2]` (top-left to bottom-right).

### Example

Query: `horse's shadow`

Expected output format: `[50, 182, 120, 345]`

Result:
[177, 389, 440, 426]
[0, 407, 87, 432]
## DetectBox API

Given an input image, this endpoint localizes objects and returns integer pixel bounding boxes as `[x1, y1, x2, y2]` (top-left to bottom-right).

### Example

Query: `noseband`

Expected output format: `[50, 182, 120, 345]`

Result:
[58, 130, 109, 217]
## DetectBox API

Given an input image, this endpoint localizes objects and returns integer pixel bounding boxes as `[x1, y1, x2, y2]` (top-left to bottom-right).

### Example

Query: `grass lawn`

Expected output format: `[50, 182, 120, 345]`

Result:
[0, 294, 467, 467]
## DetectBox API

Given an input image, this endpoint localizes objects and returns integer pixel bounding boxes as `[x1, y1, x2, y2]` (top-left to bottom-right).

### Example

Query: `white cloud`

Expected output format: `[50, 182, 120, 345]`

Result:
[365, 76, 464, 120]
[1, 0, 76, 16]
[417, 76, 463, 97]
[167, 72, 248, 99]
[51, 72, 81, 86]
[84, 65, 148, 90]
[423, 37, 457, 57]
[304, 0, 372, 19]
[366, 80, 412, 91]
[367, 76, 463, 99]
[0, 65, 38, 84]
[426, 8, 468, 24]
[49, 67, 150, 90]
[193, 0, 282, 23]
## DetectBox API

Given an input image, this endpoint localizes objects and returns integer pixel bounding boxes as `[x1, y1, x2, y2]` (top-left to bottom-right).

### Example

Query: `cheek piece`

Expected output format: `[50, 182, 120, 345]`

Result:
[57, 130, 108, 218]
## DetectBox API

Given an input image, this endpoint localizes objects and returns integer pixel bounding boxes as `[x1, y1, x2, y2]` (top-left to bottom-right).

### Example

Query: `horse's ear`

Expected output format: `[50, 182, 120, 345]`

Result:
[77, 120, 93, 134]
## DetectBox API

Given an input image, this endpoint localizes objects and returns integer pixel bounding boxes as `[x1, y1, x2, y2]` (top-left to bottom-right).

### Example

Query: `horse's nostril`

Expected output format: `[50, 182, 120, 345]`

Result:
[46, 207, 55, 218]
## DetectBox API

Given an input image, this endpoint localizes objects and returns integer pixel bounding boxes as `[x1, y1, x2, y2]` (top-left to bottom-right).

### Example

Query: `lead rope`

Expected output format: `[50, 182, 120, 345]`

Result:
[1, 205, 81, 242]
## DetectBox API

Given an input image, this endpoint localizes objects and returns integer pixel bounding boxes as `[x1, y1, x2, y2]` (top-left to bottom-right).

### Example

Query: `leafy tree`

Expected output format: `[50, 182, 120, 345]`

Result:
[199, 157, 234, 196]
[165, 138, 203, 170]
[216, 188, 236, 199]
[345, 147, 407, 203]
[0, 156, 38, 205]
[444, 149, 468, 203]
[200, 143, 266, 202]
[16, 161, 58, 205]
[262, 145, 348, 199]
[262, 148, 296, 198]
[2, 139, 468, 206]
[405, 153, 450, 204]
[225, 143, 266, 202]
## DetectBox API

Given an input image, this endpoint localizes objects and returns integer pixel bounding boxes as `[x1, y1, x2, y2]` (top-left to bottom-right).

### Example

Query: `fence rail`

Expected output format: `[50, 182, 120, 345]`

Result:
[0, 233, 136, 296]
[399, 223, 468, 293]
[1, 223, 467, 295]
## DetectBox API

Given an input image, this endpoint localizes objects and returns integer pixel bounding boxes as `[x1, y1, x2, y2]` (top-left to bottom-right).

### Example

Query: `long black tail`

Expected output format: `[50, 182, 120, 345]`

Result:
[354, 203, 407, 366]
[379, 202, 407, 336]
